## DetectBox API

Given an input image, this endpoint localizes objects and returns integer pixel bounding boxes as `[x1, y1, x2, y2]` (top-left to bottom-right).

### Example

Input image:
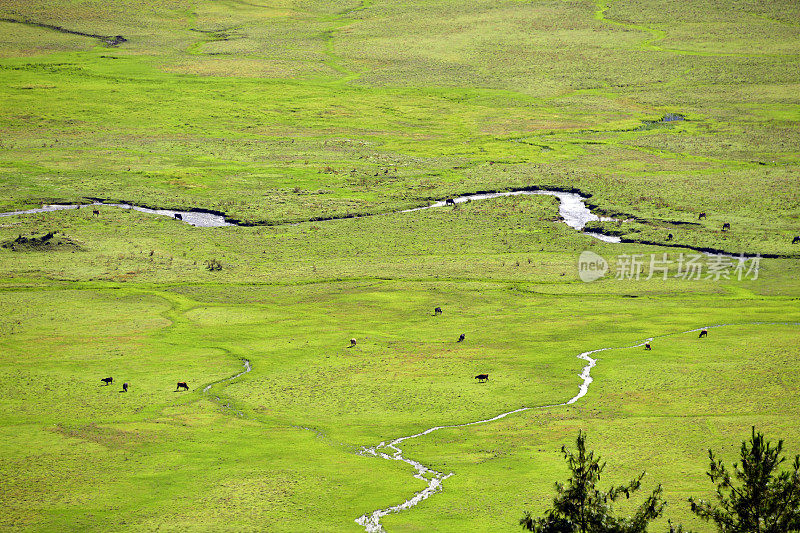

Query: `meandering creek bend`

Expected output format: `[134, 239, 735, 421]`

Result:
[0, 189, 621, 241]
[195, 323, 799, 533]
[354, 321, 799, 533]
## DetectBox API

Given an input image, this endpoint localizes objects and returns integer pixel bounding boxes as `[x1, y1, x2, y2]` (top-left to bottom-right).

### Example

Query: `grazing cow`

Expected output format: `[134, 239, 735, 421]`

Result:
[475, 373, 489, 383]
[101, 377, 113, 386]
[699, 329, 708, 338]
[698, 212, 706, 220]
[176, 382, 189, 391]
[793, 236, 800, 244]
[350, 338, 357, 347]
[121, 382, 128, 392]
[666, 233, 673, 241]
[174, 213, 183, 221]
[92, 209, 100, 216]
[434, 307, 442, 315]
[722, 222, 730, 231]
[457, 333, 465, 343]
[445, 198, 455, 206]
[645, 342, 651, 350]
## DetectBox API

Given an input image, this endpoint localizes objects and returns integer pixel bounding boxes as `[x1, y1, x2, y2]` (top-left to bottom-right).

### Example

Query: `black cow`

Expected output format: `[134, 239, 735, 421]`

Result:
[645, 342, 651, 350]
[92, 209, 100, 216]
[434, 307, 442, 315]
[176, 382, 189, 391]
[698, 212, 706, 220]
[445, 198, 455, 206]
[101, 377, 113, 386]
[475, 373, 489, 383]
[457, 333, 465, 343]
[666, 233, 673, 241]
[174, 213, 183, 221]
[121, 382, 128, 392]
[722, 222, 730, 231]
[793, 236, 800, 244]
[699, 329, 708, 338]
[350, 338, 357, 347]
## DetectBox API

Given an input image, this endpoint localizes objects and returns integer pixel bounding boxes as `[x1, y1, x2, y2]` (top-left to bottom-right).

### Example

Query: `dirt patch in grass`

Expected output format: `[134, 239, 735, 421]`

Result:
[1, 231, 84, 252]
[50, 423, 150, 449]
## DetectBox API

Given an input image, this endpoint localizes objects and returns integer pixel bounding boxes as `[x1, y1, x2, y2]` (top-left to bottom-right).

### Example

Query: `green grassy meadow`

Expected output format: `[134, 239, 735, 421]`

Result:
[0, 0, 799, 531]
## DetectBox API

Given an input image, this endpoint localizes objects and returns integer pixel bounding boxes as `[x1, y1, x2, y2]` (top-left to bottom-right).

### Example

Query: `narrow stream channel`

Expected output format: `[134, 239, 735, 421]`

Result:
[400, 189, 620, 242]
[0, 201, 232, 227]
[0, 189, 619, 241]
[354, 321, 799, 533]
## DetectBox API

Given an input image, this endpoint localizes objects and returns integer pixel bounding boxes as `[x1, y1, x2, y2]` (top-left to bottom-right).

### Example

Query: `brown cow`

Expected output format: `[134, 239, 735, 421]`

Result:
[699, 329, 708, 338]
[475, 373, 489, 383]
[176, 382, 189, 391]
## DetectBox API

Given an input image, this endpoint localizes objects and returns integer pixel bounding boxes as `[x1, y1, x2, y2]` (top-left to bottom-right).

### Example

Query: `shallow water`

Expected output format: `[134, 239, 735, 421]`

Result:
[354, 322, 799, 533]
[0, 202, 232, 227]
[0, 189, 618, 240]
[402, 189, 621, 242]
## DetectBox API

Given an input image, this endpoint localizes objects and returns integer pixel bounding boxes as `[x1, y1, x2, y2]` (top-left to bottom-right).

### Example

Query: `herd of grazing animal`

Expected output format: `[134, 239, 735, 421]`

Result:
[643, 329, 709, 352]
[100, 376, 129, 392]
[100, 376, 190, 393]
[349, 306, 487, 382]
[98, 305, 716, 397]
[672, 213, 796, 244]
[346, 306, 717, 386]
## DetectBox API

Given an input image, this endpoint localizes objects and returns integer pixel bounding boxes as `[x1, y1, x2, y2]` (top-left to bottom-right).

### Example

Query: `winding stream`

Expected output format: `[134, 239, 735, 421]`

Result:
[402, 190, 620, 242]
[0, 189, 619, 241]
[0, 201, 232, 227]
[202, 359, 251, 417]
[354, 321, 799, 533]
